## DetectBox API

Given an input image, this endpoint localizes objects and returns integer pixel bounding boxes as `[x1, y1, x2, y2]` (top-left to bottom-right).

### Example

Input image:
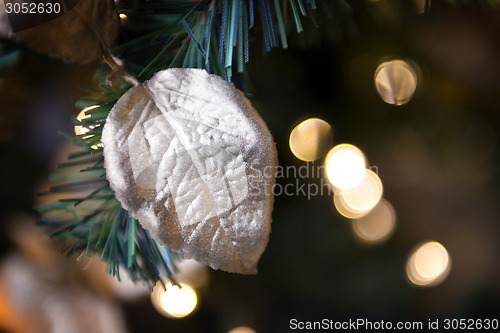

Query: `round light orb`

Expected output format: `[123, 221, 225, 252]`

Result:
[325, 144, 367, 190]
[351, 199, 396, 243]
[375, 59, 418, 105]
[289, 118, 333, 161]
[227, 327, 257, 333]
[334, 193, 370, 219]
[173, 259, 210, 288]
[107, 271, 149, 301]
[340, 169, 383, 213]
[406, 241, 451, 287]
[151, 283, 198, 318]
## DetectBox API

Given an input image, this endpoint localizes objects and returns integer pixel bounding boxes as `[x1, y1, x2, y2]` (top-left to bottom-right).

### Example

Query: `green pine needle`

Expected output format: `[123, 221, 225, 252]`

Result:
[33, 0, 477, 286]
[37, 82, 179, 287]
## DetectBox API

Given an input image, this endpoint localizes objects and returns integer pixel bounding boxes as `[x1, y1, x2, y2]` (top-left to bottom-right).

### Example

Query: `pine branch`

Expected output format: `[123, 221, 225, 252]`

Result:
[37, 92, 179, 287]
[114, 0, 328, 81]
[30, 0, 500, 287]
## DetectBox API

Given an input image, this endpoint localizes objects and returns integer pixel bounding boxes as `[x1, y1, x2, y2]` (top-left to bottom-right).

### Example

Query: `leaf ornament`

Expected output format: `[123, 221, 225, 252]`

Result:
[102, 68, 278, 274]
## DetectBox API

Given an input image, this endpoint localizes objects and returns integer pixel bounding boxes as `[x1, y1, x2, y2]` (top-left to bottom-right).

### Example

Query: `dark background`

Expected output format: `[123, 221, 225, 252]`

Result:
[1, 1, 499, 332]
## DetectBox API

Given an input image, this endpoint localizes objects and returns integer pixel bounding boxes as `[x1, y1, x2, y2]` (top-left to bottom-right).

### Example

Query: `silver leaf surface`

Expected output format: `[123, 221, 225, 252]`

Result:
[102, 68, 278, 274]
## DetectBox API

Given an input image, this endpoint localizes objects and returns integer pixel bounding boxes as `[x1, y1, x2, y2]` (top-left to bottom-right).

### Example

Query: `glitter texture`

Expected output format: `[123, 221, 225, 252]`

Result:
[102, 68, 277, 274]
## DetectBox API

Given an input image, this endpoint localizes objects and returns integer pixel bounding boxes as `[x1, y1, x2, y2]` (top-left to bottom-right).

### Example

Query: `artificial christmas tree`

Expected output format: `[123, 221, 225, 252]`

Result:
[1, 1, 500, 332]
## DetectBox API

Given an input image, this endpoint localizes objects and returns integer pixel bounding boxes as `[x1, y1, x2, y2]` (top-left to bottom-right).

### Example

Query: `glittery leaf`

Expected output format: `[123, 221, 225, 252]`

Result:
[102, 68, 277, 274]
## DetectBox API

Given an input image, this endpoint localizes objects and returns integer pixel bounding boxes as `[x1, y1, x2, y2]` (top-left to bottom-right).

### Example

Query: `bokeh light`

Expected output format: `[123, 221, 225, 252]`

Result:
[406, 241, 451, 287]
[173, 259, 210, 288]
[90, 142, 104, 150]
[74, 105, 99, 136]
[289, 118, 333, 161]
[227, 327, 257, 333]
[340, 169, 383, 213]
[106, 268, 149, 301]
[151, 283, 198, 318]
[334, 193, 370, 219]
[325, 144, 366, 190]
[375, 59, 418, 105]
[351, 199, 396, 243]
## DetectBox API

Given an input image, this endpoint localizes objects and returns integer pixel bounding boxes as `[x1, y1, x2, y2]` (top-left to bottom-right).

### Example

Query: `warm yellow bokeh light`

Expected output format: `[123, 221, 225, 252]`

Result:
[406, 241, 451, 287]
[351, 199, 396, 243]
[173, 259, 210, 288]
[334, 193, 370, 219]
[227, 327, 257, 333]
[90, 142, 104, 150]
[289, 118, 333, 161]
[340, 169, 383, 213]
[325, 144, 366, 190]
[375, 59, 418, 105]
[151, 283, 198, 318]
[74, 105, 99, 136]
[119, 13, 127, 19]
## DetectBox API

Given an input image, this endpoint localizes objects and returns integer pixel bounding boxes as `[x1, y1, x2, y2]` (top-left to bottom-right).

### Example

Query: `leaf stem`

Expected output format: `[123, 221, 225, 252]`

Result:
[103, 52, 141, 86]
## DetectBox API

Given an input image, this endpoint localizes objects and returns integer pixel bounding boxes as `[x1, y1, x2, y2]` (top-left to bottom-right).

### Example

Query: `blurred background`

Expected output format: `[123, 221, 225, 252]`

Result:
[1, 1, 500, 332]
